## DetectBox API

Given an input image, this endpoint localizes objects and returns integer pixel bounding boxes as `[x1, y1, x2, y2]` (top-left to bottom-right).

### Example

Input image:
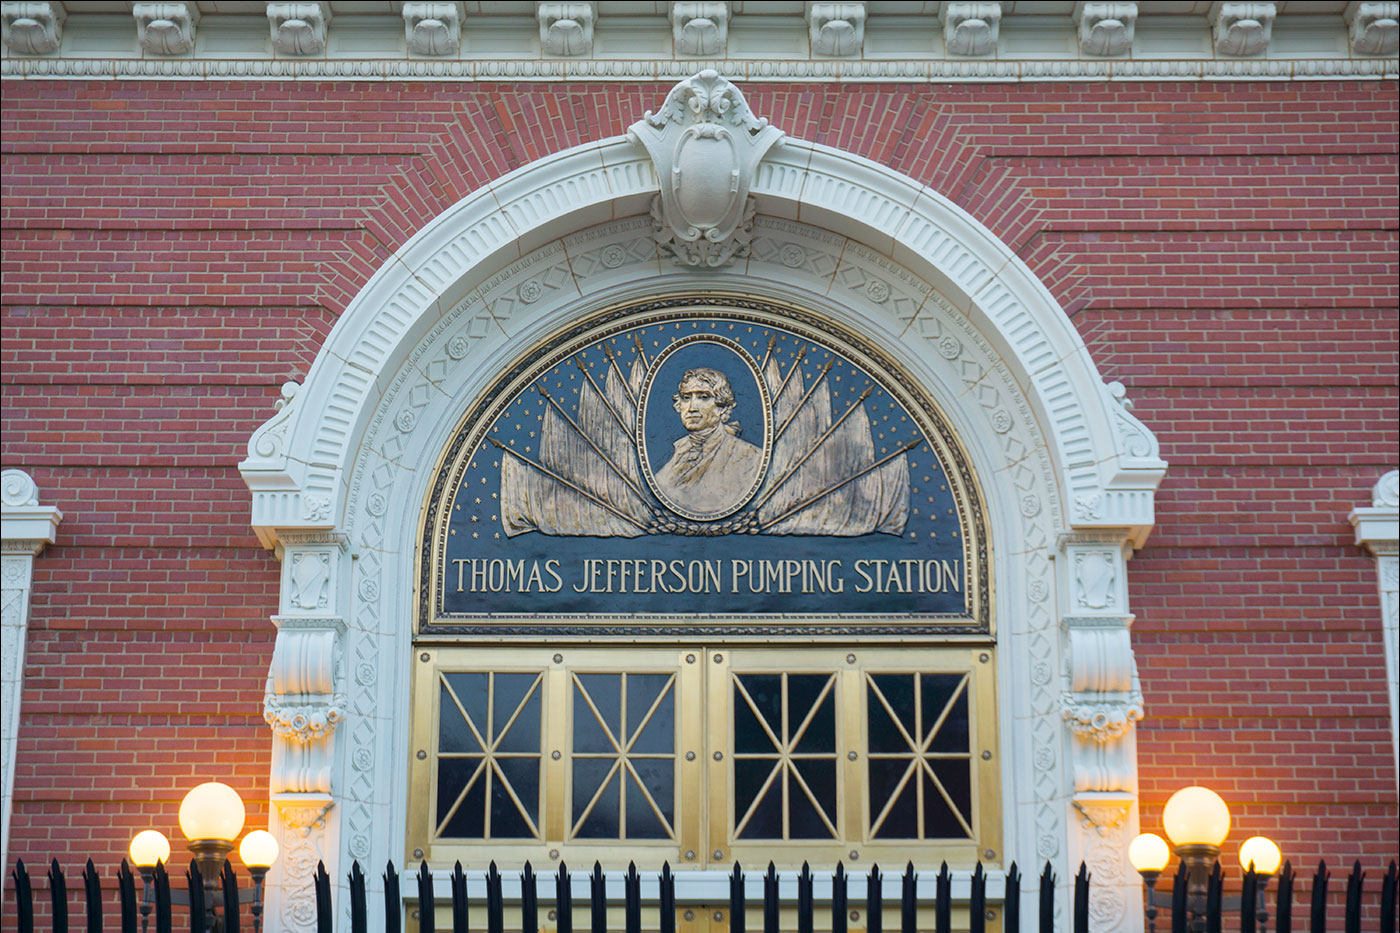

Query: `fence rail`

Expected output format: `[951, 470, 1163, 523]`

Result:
[8, 856, 1397, 932]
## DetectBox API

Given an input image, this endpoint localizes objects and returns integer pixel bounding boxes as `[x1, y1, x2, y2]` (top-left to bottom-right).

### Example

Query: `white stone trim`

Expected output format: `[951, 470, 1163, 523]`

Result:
[0, 468, 62, 890]
[1349, 469, 1399, 784]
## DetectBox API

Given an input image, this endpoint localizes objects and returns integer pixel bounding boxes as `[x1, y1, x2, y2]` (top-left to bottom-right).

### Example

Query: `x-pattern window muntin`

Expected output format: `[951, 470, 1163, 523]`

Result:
[434, 671, 543, 840]
[570, 672, 678, 841]
[866, 672, 974, 839]
[732, 672, 839, 840]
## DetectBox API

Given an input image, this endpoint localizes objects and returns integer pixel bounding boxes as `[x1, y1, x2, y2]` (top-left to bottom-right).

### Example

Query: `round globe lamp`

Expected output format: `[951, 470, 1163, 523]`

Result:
[129, 830, 171, 870]
[178, 782, 246, 882]
[1163, 785, 1230, 851]
[240, 830, 280, 872]
[1238, 836, 1282, 875]
[1129, 832, 1171, 878]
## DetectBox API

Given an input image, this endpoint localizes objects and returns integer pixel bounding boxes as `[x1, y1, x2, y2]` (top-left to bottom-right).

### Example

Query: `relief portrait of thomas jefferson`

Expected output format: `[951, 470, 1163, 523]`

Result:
[653, 367, 763, 518]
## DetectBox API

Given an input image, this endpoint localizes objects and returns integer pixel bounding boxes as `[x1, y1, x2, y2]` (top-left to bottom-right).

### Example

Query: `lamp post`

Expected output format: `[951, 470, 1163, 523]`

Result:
[128, 782, 279, 933]
[1130, 785, 1281, 933]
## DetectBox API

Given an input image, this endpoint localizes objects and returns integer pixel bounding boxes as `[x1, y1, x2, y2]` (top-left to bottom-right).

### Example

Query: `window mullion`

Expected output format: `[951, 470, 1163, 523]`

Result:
[544, 663, 569, 844]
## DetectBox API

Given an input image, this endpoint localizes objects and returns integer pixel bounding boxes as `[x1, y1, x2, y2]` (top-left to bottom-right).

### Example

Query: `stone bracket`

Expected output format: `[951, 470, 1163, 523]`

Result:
[1074, 2, 1136, 57]
[0, 1, 64, 55]
[403, 2, 462, 56]
[133, 2, 199, 56]
[944, 2, 1000, 56]
[1209, 2, 1275, 56]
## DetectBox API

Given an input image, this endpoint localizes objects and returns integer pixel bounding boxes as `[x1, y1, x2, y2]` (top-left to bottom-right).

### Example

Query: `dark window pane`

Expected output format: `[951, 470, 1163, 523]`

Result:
[736, 674, 783, 742]
[436, 757, 483, 828]
[496, 684, 541, 754]
[439, 683, 481, 754]
[792, 682, 835, 754]
[577, 674, 622, 740]
[630, 685, 674, 755]
[734, 684, 779, 754]
[627, 674, 673, 739]
[788, 766, 835, 839]
[439, 760, 486, 838]
[574, 682, 619, 753]
[791, 759, 837, 836]
[868, 757, 917, 839]
[492, 673, 538, 743]
[444, 673, 489, 743]
[490, 760, 537, 838]
[572, 759, 619, 838]
[494, 756, 541, 826]
[868, 675, 916, 753]
[734, 758, 782, 839]
[625, 759, 674, 840]
[920, 674, 963, 735]
[927, 687, 969, 753]
[925, 761, 972, 839]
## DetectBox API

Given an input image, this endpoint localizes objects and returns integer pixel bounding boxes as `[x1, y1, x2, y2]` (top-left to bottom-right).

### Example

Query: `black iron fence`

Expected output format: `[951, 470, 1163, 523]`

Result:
[8, 856, 1397, 932]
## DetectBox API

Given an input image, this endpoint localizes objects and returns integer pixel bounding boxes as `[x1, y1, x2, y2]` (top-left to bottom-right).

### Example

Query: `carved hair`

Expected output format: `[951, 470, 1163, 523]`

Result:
[673, 367, 739, 429]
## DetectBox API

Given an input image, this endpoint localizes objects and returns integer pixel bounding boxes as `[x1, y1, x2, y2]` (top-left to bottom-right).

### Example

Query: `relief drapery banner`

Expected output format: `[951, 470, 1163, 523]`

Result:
[420, 299, 989, 634]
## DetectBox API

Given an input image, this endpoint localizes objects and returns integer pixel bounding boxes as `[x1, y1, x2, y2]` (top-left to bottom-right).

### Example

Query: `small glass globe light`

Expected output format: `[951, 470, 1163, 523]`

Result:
[1129, 832, 1171, 873]
[1238, 836, 1282, 875]
[1162, 785, 1231, 848]
[239, 830, 280, 869]
[129, 830, 171, 868]
[178, 782, 246, 842]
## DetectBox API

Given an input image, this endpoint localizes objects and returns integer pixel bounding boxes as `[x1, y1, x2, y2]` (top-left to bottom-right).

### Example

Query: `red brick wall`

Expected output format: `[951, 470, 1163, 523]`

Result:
[3, 79, 1396, 919]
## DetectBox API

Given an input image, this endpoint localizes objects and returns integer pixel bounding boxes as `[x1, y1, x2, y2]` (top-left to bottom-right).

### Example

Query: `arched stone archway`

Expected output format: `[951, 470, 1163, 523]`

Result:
[241, 73, 1164, 933]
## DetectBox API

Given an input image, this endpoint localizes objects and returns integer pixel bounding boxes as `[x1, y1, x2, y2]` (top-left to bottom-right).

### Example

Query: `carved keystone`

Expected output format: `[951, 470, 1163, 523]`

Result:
[0, 1, 65, 55]
[403, 1, 462, 56]
[537, 1, 594, 56]
[944, 2, 1000, 57]
[133, 2, 199, 56]
[1346, 1, 1399, 55]
[671, 1, 727, 57]
[1073, 2, 1135, 57]
[267, 1, 331, 56]
[806, 2, 865, 57]
[1209, 2, 1275, 56]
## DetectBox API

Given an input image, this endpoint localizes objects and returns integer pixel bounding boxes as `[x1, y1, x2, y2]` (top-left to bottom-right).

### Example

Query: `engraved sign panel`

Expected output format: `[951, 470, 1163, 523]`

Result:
[420, 298, 989, 635]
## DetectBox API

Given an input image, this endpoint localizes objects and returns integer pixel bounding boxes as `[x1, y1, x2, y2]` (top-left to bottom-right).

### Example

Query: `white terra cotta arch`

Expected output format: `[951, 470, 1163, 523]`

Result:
[240, 74, 1165, 933]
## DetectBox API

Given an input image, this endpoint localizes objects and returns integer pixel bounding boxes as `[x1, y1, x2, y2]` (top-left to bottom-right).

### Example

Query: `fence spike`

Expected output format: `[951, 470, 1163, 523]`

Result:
[117, 860, 138, 933]
[50, 858, 70, 933]
[315, 861, 333, 933]
[1004, 863, 1020, 933]
[12, 858, 34, 933]
[764, 861, 779, 933]
[729, 861, 746, 933]
[1170, 861, 1187, 933]
[1311, 860, 1330, 933]
[832, 862, 847, 933]
[83, 858, 103, 933]
[487, 861, 504, 933]
[1074, 863, 1091, 933]
[1206, 861, 1222, 933]
[625, 862, 641, 933]
[222, 859, 242, 933]
[1380, 861, 1397, 933]
[659, 863, 675, 933]
[799, 861, 814, 933]
[902, 862, 917, 933]
[186, 860, 206, 933]
[520, 862, 538, 933]
[1039, 862, 1056, 933]
[154, 861, 173, 933]
[1274, 861, 1294, 933]
[970, 862, 986, 933]
[1344, 861, 1364, 933]
[417, 861, 435, 933]
[867, 864, 883, 933]
[384, 860, 402, 933]
[450, 861, 468, 933]
[555, 861, 572, 933]
[589, 861, 606, 933]
[1241, 864, 1258, 933]
[348, 861, 367, 933]
[935, 862, 951, 933]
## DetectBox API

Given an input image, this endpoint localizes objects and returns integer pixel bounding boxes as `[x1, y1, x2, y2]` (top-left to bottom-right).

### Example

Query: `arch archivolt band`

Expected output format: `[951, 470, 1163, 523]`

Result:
[241, 92, 1165, 933]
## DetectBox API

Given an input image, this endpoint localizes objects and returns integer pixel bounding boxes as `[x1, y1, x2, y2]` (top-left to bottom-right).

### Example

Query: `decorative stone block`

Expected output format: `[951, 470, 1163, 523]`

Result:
[133, 3, 198, 56]
[1073, 2, 1135, 57]
[267, 2, 331, 57]
[0, 1, 64, 55]
[670, 1, 727, 57]
[403, 1, 462, 57]
[1345, 1, 1399, 55]
[537, 1, 594, 57]
[1209, 2, 1274, 57]
[806, 2, 865, 57]
[944, 2, 1000, 57]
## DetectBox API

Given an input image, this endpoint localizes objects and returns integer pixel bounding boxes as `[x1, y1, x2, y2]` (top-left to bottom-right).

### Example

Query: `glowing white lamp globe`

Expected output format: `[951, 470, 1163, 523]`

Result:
[1238, 836, 1282, 875]
[1128, 832, 1171, 873]
[178, 782, 246, 842]
[1162, 786, 1231, 848]
[239, 830, 280, 869]
[129, 830, 171, 868]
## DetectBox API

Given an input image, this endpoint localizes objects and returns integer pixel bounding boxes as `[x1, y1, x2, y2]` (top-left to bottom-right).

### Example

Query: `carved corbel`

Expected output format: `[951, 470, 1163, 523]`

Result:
[537, 2, 594, 56]
[0, 1, 65, 55]
[944, 2, 1000, 57]
[1209, 2, 1275, 56]
[1346, 2, 1399, 55]
[806, 2, 865, 57]
[133, 3, 199, 56]
[267, 2, 331, 56]
[628, 70, 785, 269]
[264, 616, 346, 800]
[1073, 2, 1135, 57]
[403, 2, 462, 56]
[671, 2, 727, 57]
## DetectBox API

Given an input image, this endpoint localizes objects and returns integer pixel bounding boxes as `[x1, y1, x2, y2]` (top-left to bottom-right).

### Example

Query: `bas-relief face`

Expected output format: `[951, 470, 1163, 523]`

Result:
[675, 376, 724, 432]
